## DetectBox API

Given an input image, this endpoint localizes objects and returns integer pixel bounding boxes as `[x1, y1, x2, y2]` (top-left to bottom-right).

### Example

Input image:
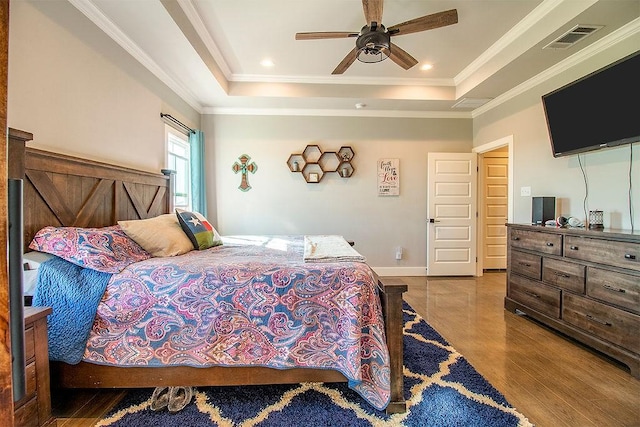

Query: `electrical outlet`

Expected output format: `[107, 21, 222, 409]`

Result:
[395, 247, 403, 260]
[520, 186, 531, 197]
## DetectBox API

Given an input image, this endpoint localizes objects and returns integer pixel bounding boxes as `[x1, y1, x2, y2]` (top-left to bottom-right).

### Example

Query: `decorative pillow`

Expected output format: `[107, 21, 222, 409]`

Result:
[28, 225, 151, 273]
[118, 213, 194, 257]
[176, 210, 223, 250]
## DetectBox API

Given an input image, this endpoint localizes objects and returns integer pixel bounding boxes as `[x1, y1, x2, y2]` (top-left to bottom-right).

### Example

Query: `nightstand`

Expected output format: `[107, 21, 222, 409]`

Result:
[14, 307, 53, 427]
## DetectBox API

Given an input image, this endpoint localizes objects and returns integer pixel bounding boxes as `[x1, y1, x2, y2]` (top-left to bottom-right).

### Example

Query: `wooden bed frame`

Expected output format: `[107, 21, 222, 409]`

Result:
[8, 128, 407, 413]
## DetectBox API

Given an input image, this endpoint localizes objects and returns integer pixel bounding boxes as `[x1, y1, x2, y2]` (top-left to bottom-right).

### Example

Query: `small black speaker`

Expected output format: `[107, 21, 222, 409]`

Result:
[532, 196, 556, 225]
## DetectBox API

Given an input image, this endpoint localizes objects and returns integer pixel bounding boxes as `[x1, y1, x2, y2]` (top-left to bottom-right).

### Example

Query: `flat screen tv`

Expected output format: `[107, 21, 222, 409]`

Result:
[542, 50, 640, 157]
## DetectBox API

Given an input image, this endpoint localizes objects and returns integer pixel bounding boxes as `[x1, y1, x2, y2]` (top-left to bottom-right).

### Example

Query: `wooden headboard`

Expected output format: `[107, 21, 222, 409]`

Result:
[8, 128, 174, 249]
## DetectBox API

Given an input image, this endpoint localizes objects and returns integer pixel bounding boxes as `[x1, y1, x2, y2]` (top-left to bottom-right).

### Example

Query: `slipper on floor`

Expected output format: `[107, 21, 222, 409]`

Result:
[168, 386, 194, 413]
[149, 387, 171, 411]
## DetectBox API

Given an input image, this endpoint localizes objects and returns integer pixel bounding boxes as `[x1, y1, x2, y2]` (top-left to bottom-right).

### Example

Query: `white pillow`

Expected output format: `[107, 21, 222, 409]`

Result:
[22, 251, 54, 296]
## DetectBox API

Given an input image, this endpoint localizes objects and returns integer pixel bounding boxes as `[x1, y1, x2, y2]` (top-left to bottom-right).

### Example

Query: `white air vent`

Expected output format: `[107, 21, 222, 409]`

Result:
[544, 25, 603, 49]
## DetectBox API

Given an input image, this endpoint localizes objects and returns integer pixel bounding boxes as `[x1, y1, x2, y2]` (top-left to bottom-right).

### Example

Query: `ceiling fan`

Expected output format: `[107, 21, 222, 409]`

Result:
[295, 0, 458, 74]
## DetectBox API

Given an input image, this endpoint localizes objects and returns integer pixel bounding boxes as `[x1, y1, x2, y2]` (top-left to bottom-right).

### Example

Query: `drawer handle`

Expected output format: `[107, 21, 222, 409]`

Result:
[603, 284, 626, 293]
[554, 272, 570, 278]
[523, 290, 540, 299]
[546, 242, 554, 247]
[518, 262, 531, 267]
[624, 254, 636, 260]
[569, 246, 579, 251]
[586, 314, 612, 327]
[512, 237, 520, 241]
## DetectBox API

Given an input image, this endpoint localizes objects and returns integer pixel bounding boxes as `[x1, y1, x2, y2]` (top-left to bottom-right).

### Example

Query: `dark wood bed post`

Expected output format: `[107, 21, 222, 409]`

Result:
[161, 169, 175, 213]
[378, 277, 408, 413]
[7, 128, 32, 179]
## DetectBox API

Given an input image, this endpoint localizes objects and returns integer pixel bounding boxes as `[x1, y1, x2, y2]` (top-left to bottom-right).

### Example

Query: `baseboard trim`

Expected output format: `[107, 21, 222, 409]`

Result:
[371, 267, 428, 276]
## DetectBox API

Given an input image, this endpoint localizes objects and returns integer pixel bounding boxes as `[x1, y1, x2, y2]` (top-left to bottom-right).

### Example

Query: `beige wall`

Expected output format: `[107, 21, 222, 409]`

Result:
[473, 36, 640, 230]
[205, 115, 472, 273]
[7, 0, 199, 173]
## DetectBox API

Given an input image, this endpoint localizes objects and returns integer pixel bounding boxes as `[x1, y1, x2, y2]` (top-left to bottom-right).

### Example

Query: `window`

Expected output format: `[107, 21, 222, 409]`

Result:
[166, 126, 191, 211]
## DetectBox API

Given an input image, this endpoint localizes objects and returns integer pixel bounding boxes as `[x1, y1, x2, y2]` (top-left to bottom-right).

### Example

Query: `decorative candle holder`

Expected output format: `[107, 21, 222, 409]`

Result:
[588, 210, 604, 229]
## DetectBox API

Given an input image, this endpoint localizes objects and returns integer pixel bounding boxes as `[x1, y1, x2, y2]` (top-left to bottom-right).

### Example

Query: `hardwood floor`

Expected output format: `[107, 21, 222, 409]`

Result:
[50, 272, 640, 426]
[402, 272, 640, 427]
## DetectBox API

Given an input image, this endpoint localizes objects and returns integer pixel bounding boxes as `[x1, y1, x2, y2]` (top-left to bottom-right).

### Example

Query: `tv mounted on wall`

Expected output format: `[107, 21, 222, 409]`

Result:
[542, 50, 640, 158]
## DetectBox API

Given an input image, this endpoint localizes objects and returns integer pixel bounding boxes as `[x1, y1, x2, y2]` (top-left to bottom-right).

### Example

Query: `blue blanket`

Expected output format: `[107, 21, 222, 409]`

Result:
[32, 257, 111, 364]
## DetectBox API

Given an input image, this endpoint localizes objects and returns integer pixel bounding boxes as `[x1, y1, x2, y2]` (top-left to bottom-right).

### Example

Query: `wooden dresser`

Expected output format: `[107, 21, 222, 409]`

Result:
[505, 224, 639, 377]
[14, 307, 53, 427]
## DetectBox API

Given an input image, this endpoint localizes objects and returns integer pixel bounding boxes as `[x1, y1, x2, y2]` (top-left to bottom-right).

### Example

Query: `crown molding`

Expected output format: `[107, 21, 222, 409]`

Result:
[68, 0, 639, 120]
[455, 0, 569, 84]
[177, 0, 233, 79]
[68, 0, 204, 113]
[203, 107, 471, 119]
[230, 74, 454, 87]
[473, 17, 640, 118]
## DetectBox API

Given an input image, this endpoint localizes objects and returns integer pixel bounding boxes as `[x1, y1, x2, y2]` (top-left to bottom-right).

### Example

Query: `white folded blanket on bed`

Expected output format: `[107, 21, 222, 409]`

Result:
[303, 235, 366, 263]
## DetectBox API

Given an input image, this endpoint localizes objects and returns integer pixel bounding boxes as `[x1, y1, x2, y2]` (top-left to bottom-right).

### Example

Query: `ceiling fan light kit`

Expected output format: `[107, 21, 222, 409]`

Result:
[355, 24, 390, 63]
[295, 0, 458, 74]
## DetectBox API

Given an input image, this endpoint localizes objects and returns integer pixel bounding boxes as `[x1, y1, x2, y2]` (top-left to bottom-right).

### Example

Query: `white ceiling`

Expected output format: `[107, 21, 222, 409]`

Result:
[69, 0, 640, 117]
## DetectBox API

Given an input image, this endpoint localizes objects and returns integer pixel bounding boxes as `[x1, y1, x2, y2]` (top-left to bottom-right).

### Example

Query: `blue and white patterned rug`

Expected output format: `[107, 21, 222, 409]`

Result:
[96, 303, 533, 426]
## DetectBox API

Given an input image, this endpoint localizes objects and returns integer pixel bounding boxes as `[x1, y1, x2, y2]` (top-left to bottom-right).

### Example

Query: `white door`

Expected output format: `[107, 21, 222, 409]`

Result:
[482, 152, 508, 269]
[427, 153, 477, 276]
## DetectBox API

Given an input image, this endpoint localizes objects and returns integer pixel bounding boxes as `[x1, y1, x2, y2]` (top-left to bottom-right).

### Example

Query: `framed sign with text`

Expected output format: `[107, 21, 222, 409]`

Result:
[377, 158, 399, 196]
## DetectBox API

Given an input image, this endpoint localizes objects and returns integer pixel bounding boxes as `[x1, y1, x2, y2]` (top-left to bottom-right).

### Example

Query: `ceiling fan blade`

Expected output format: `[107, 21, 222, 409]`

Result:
[362, 0, 383, 25]
[388, 9, 458, 36]
[295, 32, 358, 40]
[332, 48, 358, 75]
[389, 43, 418, 70]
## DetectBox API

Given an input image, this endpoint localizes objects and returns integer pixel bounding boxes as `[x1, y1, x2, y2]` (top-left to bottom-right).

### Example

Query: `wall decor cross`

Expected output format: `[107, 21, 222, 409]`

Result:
[232, 154, 257, 191]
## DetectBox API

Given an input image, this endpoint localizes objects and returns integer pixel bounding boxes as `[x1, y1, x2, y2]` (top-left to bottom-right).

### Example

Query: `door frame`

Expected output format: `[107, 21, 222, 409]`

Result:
[473, 135, 514, 277]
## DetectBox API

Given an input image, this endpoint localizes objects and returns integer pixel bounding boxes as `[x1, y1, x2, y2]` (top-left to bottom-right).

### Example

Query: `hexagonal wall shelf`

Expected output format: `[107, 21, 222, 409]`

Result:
[301, 163, 324, 183]
[338, 146, 354, 162]
[288, 144, 355, 183]
[287, 154, 305, 172]
[302, 145, 322, 163]
[319, 152, 340, 172]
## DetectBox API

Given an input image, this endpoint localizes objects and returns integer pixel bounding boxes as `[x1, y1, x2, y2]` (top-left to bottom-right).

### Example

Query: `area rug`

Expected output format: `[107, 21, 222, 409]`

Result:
[96, 302, 533, 427]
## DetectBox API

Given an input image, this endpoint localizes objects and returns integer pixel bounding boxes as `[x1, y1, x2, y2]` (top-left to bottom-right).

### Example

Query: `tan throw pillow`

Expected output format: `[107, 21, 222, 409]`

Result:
[118, 213, 193, 257]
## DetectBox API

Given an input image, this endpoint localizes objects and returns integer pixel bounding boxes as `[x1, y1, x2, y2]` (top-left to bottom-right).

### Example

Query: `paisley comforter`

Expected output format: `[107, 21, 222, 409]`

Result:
[82, 236, 391, 410]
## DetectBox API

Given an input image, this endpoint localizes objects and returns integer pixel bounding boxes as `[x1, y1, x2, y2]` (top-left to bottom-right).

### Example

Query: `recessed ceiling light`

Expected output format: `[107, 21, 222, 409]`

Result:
[420, 64, 433, 71]
[260, 59, 274, 67]
[355, 103, 367, 109]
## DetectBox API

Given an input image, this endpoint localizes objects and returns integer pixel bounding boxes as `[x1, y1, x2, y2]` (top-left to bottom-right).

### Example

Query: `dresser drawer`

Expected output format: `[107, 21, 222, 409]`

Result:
[14, 397, 39, 427]
[510, 250, 542, 280]
[14, 361, 37, 412]
[509, 228, 562, 255]
[509, 274, 561, 318]
[542, 258, 585, 294]
[25, 325, 35, 361]
[565, 236, 640, 272]
[563, 293, 640, 353]
[17, 307, 52, 427]
[587, 267, 640, 314]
